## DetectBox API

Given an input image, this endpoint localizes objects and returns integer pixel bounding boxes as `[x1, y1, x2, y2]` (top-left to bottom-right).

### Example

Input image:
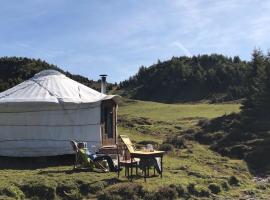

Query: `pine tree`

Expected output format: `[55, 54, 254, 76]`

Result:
[241, 49, 270, 118]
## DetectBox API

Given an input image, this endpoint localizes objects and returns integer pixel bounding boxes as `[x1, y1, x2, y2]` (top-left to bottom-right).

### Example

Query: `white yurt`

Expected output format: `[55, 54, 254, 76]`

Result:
[0, 70, 119, 157]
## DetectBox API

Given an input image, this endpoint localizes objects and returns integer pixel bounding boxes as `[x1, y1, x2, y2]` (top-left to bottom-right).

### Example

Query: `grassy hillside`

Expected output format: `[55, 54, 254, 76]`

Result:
[118, 54, 249, 103]
[1, 100, 269, 199]
[119, 99, 240, 121]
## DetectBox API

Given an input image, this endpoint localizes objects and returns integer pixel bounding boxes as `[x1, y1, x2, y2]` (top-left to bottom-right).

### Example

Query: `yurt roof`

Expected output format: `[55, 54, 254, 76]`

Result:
[0, 70, 119, 104]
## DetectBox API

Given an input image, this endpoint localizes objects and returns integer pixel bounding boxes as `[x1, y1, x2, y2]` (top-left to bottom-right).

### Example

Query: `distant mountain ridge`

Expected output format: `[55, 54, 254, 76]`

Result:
[0, 57, 113, 93]
[118, 54, 251, 103]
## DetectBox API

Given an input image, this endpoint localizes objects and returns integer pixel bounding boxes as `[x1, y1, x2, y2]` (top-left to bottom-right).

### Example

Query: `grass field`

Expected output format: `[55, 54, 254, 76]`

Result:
[119, 100, 240, 121]
[1, 99, 270, 199]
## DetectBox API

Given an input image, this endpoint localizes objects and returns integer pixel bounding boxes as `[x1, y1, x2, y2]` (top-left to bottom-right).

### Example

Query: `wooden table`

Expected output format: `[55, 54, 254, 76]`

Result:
[130, 150, 165, 182]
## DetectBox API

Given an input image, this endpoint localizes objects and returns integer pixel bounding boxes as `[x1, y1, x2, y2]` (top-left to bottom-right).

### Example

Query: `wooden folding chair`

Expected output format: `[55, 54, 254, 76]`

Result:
[70, 140, 107, 172]
[117, 136, 139, 178]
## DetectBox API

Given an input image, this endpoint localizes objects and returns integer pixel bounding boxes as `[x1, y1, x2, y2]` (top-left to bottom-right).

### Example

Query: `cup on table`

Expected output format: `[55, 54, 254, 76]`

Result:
[146, 144, 154, 152]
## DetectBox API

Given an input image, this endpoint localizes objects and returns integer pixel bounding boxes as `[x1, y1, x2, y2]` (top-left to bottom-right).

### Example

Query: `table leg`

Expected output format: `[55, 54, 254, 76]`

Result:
[130, 160, 133, 181]
[131, 157, 133, 181]
[161, 156, 163, 178]
[144, 166, 146, 182]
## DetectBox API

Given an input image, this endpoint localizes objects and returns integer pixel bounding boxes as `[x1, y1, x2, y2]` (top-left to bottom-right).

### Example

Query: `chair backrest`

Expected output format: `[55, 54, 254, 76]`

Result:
[119, 135, 136, 153]
[70, 140, 79, 152]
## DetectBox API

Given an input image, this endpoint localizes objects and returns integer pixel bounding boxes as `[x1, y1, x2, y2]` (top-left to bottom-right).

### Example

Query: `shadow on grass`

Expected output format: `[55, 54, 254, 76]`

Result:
[38, 168, 107, 175]
[0, 154, 74, 170]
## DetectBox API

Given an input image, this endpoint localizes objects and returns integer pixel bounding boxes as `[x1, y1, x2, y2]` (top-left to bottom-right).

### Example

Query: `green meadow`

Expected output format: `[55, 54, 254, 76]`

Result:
[1, 100, 270, 199]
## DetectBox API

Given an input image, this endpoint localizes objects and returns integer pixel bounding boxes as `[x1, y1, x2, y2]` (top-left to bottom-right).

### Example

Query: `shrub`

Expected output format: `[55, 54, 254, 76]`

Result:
[208, 183, 221, 194]
[0, 185, 24, 200]
[198, 118, 210, 127]
[246, 138, 270, 170]
[153, 186, 178, 200]
[0, 195, 16, 200]
[165, 135, 186, 148]
[56, 182, 82, 200]
[96, 183, 144, 200]
[221, 181, 230, 191]
[228, 176, 240, 186]
[187, 183, 210, 197]
[169, 184, 186, 197]
[142, 191, 156, 200]
[197, 186, 210, 197]
[195, 131, 225, 144]
[88, 181, 107, 194]
[229, 144, 251, 158]
[20, 181, 56, 200]
[187, 183, 196, 195]
[159, 143, 174, 152]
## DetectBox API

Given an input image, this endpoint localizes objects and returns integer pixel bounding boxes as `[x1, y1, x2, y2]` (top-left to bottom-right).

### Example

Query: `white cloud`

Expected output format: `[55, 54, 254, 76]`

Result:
[171, 42, 192, 57]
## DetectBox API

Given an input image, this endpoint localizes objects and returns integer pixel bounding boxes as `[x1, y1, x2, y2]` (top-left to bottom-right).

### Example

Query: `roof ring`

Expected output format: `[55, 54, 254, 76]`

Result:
[33, 70, 64, 78]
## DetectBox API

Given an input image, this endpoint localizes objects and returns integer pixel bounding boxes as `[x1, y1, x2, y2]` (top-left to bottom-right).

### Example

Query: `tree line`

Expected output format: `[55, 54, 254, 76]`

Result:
[119, 54, 250, 102]
[0, 57, 114, 93]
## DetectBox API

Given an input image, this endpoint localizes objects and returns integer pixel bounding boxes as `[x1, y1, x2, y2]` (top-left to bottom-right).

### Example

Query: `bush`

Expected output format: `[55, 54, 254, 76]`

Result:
[169, 184, 186, 197]
[165, 135, 186, 148]
[88, 181, 107, 194]
[195, 131, 225, 144]
[20, 181, 56, 200]
[198, 118, 210, 127]
[56, 182, 82, 200]
[97, 184, 187, 200]
[228, 176, 240, 186]
[159, 143, 174, 152]
[96, 183, 144, 200]
[197, 186, 210, 197]
[152, 186, 178, 200]
[144, 185, 186, 200]
[246, 138, 270, 170]
[0, 185, 24, 200]
[0, 195, 16, 200]
[208, 183, 221, 194]
[229, 144, 251, 158]
[187, 183, 210, 197]
[221, 181, 230, 191]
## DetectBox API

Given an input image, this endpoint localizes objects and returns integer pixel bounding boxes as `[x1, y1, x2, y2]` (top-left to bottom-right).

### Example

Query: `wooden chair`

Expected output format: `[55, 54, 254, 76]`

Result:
[117, 138, 138, 179]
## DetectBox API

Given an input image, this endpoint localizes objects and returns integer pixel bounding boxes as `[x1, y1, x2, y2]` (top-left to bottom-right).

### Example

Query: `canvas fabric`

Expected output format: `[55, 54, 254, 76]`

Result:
[0, 70, 119, 157]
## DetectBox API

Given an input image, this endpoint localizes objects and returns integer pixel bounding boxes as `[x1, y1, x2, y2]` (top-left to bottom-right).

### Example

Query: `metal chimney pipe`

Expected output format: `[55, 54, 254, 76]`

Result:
[99, 74, 107, 94]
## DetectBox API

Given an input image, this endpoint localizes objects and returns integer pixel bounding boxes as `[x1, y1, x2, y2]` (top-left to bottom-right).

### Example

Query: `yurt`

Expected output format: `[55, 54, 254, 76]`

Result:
[0, 70, 119, 157]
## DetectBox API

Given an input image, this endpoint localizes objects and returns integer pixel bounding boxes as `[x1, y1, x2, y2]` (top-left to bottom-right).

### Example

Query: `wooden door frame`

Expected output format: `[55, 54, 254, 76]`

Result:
[101, 100, 117, 146]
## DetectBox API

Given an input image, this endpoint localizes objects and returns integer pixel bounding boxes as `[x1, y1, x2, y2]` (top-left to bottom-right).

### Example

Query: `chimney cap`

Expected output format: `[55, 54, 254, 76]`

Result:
[99, 74, 107, 77]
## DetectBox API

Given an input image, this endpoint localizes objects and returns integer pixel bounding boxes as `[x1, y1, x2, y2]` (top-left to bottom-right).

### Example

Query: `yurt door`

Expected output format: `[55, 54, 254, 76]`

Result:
[101, 100, 116, 146]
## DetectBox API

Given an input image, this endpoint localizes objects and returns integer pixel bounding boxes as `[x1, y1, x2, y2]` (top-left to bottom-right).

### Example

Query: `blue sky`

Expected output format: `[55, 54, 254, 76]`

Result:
[1, 0, 270, 82]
